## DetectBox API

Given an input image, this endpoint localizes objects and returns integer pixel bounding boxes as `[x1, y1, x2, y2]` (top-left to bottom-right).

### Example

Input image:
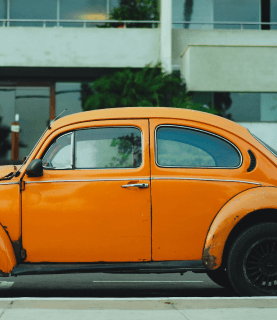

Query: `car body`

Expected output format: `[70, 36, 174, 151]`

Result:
[1, 107, 277, 296]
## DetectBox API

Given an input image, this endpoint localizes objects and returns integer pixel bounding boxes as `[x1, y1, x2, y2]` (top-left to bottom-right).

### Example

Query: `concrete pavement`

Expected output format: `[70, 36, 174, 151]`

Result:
[0, 297, 276, 320]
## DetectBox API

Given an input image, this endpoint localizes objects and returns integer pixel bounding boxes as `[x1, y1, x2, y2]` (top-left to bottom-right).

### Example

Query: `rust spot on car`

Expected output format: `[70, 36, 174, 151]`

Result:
[203, 245, 217, 270]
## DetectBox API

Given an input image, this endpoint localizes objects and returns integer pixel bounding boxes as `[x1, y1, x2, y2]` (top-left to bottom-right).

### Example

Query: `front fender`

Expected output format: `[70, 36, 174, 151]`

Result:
[0, 225, 16, 275]
[203, 186, 277, 270]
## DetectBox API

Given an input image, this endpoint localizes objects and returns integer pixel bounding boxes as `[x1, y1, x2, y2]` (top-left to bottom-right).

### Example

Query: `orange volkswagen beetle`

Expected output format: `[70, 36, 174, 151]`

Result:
[1, 107, 277, 296]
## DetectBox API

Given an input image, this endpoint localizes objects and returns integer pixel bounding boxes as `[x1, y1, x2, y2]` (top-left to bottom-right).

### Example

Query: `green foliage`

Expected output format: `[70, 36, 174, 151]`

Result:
[109, 133, 141, 168]
[101, 0, 158, 28]
[82, 64, 218, 115]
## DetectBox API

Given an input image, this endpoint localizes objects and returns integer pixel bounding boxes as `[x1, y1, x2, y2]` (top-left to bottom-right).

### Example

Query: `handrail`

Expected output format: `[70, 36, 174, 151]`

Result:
[0, 19, 160, 28]
[1, 19, 277, 29]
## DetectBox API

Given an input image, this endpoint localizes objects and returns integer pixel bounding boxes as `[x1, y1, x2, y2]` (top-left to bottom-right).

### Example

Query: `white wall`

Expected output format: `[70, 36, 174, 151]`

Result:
[239, 122, 277, 150]
[173, 29, 277, 92]
[181, 45, 277, 92]
[0, 27, 160, 68]
[173, 29, 277, 67]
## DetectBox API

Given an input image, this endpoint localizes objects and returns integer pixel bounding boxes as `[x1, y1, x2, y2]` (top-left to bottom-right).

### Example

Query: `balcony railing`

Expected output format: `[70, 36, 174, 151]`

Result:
[0, 19, 160, 28]
[173, 21, 277, 30]
[1, 19, 277, 29]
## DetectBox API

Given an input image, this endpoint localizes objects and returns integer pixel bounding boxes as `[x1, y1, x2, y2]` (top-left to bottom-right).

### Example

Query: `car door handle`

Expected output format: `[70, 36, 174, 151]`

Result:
[121, 183, 149, 189]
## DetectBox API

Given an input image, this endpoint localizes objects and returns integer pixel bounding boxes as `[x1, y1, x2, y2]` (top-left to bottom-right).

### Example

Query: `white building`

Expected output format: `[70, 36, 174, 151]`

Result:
[0, 0, 277, 159]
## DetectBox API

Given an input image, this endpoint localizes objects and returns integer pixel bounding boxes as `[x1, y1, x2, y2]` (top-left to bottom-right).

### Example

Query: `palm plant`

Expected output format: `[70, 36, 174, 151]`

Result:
[82, 64, 218, 115]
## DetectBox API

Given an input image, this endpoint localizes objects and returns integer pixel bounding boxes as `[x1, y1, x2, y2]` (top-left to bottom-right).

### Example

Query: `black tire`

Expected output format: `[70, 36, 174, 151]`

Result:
[206, 269, 232, 289]
[227, 222, 277, 296]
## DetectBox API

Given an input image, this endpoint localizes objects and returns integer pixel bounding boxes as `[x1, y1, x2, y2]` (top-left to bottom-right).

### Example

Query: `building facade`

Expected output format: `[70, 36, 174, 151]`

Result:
[0, 0, 277, 160]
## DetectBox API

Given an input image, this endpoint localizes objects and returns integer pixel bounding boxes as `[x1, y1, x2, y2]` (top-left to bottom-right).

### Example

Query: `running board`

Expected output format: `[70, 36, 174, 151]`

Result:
[11, 260, 205, 276]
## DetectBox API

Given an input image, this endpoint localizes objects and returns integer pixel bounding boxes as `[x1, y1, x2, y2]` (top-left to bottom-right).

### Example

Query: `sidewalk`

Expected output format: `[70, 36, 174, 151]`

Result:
[0, 297, 276, 320]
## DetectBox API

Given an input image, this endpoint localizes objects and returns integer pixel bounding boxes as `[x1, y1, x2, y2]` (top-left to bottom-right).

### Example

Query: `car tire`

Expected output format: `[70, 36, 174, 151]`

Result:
[227, 222, 277, 296]
[206, 269, 232, 289]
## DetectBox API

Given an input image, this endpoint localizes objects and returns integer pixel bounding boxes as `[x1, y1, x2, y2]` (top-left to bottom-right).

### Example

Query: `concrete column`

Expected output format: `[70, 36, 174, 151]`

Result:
[160, 0, 172, 73]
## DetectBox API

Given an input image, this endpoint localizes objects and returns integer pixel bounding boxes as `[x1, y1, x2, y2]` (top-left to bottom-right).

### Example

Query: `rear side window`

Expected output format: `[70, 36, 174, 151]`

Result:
[156, 126, 241, 168]
[75, 127, 142, 169]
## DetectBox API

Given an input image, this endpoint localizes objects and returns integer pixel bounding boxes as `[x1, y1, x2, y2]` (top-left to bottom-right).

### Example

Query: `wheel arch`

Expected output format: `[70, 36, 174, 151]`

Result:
[203, 186, 277, 270]
[0, 224, 17, 275]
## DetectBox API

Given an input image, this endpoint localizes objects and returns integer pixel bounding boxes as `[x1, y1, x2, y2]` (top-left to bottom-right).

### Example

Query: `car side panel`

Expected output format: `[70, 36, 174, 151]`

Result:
[22, 119, 152, 263]
[0, 183, 21, 241]
[204, 186, 277, 270]
[149, 118, 264, 262]
[151, 179, 254, 261]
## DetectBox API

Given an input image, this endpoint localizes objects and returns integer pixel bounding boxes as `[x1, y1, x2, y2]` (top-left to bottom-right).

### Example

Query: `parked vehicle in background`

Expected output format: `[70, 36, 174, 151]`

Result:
[0, 107, 277, 296]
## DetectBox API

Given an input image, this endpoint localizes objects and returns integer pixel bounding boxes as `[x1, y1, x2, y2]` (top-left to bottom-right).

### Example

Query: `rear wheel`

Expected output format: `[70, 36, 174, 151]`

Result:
[206, 269, 231, 289]
[227, 223, 277, 296]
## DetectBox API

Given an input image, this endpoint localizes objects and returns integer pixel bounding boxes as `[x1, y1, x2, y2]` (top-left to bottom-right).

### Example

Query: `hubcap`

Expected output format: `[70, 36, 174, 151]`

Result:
[243, 238, 277, 293]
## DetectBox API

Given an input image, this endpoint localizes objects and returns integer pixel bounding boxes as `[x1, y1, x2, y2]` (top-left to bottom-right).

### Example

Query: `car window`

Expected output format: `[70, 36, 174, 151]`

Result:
[156, 126, 241, 168]
[42, 133, 72, 169]
[75, 127, 142, 169]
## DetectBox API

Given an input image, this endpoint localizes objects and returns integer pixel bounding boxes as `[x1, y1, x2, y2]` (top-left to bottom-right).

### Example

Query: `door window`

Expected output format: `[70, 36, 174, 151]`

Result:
[75, 127, 142, 169]
[156, 126, 242, 168]
[42, 133, 73, 169]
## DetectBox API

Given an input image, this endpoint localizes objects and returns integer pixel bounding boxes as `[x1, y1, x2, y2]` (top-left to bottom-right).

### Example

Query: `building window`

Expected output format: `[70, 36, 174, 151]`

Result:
[10, 0, 57, 27]
[214, 0, 260, 30]
[0, 0, 7, 20]
[172, 0, 261, 30]
[60, 0, 107, 27]
[56, 83, 82, 116]
[270, 0, 277, 29]
[0, 83, 83, 162]
[172, 0, 213, 29]
[2, 0, 120, 27]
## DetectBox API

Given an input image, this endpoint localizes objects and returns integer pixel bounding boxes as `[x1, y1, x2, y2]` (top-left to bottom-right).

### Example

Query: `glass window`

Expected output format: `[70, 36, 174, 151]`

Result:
[42, 133, 72, 169]
[10, 0, 57, 27]
[110, 0, 120, 14]
[214, 0, 260, 30]
[271, 0, 277, 29]
[56, 83, 82, 116]
[75, 127, 142, 169]
[215, 92, 261, 122]
[172, 0, 213, 29]
[0, 0, 7, 20]
[156, 126, 241, 168]
[261, 93, 277, 121]
[60, 0, 107, 27]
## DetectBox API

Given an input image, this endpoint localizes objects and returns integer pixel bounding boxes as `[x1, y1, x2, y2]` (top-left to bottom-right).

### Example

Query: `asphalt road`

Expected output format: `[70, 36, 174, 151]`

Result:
[0, 272, 238, 298]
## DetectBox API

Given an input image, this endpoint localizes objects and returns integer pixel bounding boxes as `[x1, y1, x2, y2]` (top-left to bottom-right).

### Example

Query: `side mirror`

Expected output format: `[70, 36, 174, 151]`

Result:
[26, 159, 43, 177]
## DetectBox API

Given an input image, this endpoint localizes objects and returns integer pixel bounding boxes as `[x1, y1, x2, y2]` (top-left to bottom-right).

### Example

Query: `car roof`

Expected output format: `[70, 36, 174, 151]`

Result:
[52, 107, 248, 136]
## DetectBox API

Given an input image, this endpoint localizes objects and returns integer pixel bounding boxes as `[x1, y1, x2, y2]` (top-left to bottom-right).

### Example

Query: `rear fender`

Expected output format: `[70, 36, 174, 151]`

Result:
[203, 187, 277, 270]
[0, 225, 17, 275]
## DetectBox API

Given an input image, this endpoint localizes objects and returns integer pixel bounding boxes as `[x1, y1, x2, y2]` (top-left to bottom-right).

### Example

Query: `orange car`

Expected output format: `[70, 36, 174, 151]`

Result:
[0, 107, 277, 296]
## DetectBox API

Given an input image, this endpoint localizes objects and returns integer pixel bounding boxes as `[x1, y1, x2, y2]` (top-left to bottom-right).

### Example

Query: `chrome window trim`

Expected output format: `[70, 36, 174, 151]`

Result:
[42, 132, 73, 170]
[0, 182, 19, 186]
[73, 126, 143, 170]
[71, 131, 74, 168]
[155, 124, 243, 169]
[151, 177, 261, 185]
[25, 177, 150, 184]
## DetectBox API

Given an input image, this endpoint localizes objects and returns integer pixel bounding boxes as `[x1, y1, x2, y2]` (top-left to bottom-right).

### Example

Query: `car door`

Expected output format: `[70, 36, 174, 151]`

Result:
[22, 119, 151, 263]
[150, 119, 259, 262]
